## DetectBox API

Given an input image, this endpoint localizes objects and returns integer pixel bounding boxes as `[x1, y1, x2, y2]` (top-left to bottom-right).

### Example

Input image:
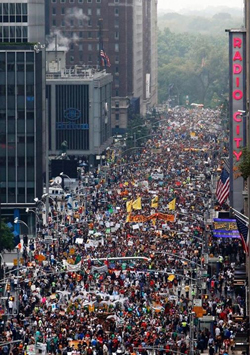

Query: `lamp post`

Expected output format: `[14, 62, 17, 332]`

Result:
[34, 195, 47, 226]
[60, 172, 73, 191]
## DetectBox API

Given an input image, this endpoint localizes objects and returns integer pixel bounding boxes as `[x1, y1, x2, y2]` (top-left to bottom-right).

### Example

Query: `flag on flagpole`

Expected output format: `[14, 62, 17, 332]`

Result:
[168, 198, 176, 211]
[126, 200, 133, 213]
[216, 160, 230, 204]
[132, 197, 142, 210]
[151, 196, 159, 209]
[100, 49, 111, 67]
[235, 214, 249, 255]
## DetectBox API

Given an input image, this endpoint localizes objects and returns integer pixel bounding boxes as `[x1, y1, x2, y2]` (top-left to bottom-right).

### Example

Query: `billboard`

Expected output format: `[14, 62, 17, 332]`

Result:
[229, 30, 246, 211]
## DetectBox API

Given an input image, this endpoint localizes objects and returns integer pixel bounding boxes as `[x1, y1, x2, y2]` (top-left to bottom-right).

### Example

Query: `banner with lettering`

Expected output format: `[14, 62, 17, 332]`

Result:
[213, 218, 240, 238]
[228, 30, 246, 211]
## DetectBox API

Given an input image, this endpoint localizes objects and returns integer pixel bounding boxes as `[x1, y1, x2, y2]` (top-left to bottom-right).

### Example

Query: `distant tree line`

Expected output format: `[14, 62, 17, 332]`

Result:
[158, 28, 229, 107]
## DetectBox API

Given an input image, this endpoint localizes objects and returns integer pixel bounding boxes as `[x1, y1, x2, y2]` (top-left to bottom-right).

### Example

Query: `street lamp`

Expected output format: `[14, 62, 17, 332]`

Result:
[14, 217, 31, 236]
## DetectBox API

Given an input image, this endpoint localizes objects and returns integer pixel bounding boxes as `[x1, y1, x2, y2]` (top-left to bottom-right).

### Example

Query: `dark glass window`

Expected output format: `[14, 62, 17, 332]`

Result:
[22, 4, 28, 15]
[7, 53, 15, 71]
[10, 4, 15, 14]
[0, 53, 5, 71]
[16, 4, 21, 15]
[3, 4, 8, 15]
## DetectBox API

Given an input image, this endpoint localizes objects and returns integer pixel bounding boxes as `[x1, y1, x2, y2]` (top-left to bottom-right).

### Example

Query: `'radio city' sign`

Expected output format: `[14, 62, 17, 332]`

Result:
[56, 108, 89, 130]
[230, 32, 246, 162]
[229, 30, 246, 211]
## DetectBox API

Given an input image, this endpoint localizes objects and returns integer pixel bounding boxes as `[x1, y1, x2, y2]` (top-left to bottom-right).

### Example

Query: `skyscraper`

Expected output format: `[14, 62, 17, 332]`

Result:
[0, 0, 45, 231]
[45, 0, 158, 133]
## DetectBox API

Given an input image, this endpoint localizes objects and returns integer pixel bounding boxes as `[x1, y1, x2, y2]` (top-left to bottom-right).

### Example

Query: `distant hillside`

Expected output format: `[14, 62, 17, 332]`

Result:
[158, 8, 243, 35]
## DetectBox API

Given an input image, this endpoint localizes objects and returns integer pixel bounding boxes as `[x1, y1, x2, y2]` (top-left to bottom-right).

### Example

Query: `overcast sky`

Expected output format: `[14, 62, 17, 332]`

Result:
[157, 0, 244, 11]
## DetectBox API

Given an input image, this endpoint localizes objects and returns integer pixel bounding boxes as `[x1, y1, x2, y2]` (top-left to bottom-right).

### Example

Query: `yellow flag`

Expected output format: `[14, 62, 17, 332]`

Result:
[126, 200, 133, 213]
[168, 198, 176, 211]
[132, 197, 142, 210]
[151, 196, 159, 208]
[126, 214, 131, 223]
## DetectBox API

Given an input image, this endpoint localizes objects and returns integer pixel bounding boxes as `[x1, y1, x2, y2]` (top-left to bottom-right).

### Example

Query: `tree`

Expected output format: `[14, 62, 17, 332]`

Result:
[0, 221, 15, 253]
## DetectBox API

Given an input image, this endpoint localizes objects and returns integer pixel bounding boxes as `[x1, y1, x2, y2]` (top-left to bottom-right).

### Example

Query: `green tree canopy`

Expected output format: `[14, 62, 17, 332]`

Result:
[158, 28, 229, 106]
[0, 221, 15, 253]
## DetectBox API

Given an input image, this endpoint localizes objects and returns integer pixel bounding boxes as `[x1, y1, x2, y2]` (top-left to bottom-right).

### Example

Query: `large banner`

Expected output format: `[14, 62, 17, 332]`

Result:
[213, 218, 240, 238]
[127, 213, 175, 223]
[229, 30, 246, 211]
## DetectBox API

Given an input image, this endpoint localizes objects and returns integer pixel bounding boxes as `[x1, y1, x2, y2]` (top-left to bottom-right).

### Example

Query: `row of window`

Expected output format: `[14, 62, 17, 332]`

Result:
[0, 3, 27, 15]
[53, 7, 101, 15]
[52, 7, 119, 15]
[0, 26, 28, 42]
[52, 0, 112, 2]
[52, 18, 120, 28]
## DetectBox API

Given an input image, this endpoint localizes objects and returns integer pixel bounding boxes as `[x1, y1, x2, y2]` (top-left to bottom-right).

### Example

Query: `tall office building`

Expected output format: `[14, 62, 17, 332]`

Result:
[0, 0, 45, 231]
[45, 0, 158, 133]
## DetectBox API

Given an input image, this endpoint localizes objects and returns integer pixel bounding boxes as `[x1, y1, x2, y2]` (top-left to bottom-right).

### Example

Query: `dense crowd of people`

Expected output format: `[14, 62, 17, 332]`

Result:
[0, 107, 248, 355]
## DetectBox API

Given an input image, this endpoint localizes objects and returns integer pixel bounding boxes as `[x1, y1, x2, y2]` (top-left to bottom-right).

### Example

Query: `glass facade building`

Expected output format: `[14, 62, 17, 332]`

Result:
[0, 1, 45, 233]
[0, 46, 43, 206]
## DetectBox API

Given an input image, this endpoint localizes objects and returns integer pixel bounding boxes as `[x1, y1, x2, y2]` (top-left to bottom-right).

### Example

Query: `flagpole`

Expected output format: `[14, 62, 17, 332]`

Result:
[230, 206, 249, 222]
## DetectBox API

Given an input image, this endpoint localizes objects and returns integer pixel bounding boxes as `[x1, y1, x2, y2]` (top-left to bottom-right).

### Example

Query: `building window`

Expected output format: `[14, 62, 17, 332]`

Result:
[79, 44, 83, 51]
[79, 53, 83, 61]
[79, 31, 83, 38]
[114, 0, 119, 2]
[70, 55, 74, 62]
[115, 125, 119, 128]
[88, 19, 92, 27]
[51, 0, 56, 3]
[97, 8, 101, 15]
[115, 114, 119, 121]
[88, 54, 92, 62]
[115, 43, 119, 52]
[79, 0, 83, 2]
[115, 31, 119, 39]
[115, 55, 119, 63]
[115, 90, 119, 96]
[115, 66, 119, 73]
[61, 19, 65, 26]
[70, 43, 74, 51]
[115, 8, 119, 16]
[52, 7, 56, 15]
[61, 0, 66, 2]
[114, 19, 119, 27]
[69, 0, 75, 3]
[87, 9, 92, 15]
[96, 43, 99, 51]
[88, 44, 92, 51]
[79, 19, 83, 26]
[61, 7, 65, 15]
[87, 0, 92, 3]
[70, 19, 74, 27]
[88, 31, 92, 38]
[96, 0, 101, 3]
[115, 101, 119, 108]
[52, 19, 56, 26]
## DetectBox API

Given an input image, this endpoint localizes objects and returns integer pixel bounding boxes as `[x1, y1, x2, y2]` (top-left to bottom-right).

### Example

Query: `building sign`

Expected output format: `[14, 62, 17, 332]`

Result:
[56, 108, 89, 130]
[229, 30, 246, 210]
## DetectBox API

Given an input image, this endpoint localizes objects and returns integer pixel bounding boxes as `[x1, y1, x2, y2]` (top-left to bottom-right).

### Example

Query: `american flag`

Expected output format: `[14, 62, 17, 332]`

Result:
[216, 160, 230, 204]
[235, 213, 249, 255]
[100, 49, 111, 67]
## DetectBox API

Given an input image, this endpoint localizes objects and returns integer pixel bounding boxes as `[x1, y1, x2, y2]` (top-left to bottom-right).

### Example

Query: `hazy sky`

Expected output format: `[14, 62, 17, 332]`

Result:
[157, 0, 244, 11]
